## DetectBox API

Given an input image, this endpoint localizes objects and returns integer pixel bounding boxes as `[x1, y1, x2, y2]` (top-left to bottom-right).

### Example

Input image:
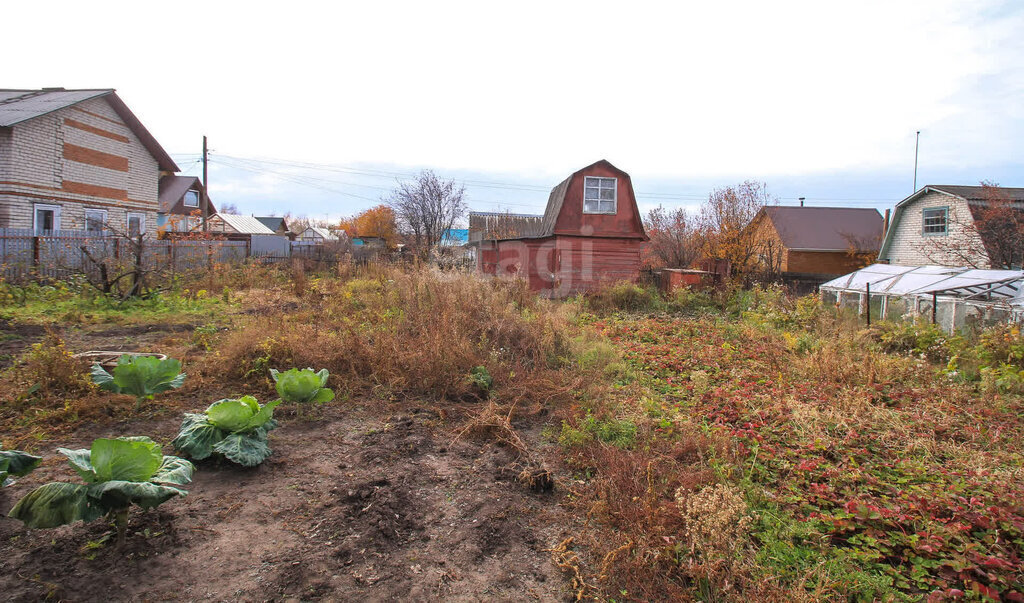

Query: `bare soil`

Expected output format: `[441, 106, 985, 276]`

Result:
[0, 319, 47, 369]
[0, 404, 576, 602]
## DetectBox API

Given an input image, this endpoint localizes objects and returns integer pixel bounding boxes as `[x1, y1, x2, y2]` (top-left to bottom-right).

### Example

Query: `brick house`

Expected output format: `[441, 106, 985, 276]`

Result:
[878, 185, 1024, 268]
[0, 88, 179, 235]
[748, 206, 883, 277]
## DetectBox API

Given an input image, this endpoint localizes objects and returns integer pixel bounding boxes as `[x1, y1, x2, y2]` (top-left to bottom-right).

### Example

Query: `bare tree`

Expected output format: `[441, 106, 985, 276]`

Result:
[219, 202, 240, 215]
[643, 205, 704, 268]
[388, 170, 467, 256]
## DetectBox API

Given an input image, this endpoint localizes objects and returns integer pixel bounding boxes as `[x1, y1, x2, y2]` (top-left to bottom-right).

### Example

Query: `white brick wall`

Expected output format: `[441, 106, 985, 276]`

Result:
[0, 95, 161, 233]
[882, 190, 990, 267]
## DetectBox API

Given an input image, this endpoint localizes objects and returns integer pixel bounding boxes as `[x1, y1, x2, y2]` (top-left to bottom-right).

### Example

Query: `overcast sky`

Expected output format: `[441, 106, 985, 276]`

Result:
[6, 0, 1023, 221]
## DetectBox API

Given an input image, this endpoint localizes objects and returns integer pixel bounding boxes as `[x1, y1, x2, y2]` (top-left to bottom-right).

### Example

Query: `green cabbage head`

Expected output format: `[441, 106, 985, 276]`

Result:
[1, 450, 42, 486]
[172, 396, 280, 467]
[270, 368, 334, 404]
[8, 437, 193, 543]
[91, 355, 186, 407]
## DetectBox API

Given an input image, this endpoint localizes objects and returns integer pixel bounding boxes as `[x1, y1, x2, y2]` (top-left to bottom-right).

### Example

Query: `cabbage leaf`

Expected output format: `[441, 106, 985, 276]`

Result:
[0, 449, 41, 486]
[172, 397, 280, 467]
[91, 355, 186, 407]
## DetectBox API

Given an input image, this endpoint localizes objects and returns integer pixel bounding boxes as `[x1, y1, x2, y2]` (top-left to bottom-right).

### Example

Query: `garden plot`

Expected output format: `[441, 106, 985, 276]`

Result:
[0, 405, 572, 601]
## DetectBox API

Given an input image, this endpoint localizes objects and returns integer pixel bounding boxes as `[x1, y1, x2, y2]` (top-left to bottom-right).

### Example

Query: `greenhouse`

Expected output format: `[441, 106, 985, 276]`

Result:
[820, 264, 1024, 333]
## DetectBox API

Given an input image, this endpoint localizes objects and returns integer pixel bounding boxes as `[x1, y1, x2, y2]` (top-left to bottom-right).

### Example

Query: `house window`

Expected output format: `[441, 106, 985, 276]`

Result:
[85, 209, 107, 235]
[922, 207, 948, 235]
[33, 203, 61, 233]
[126, 212, 146, 237]
[583, 177, 617, 214]
[184, 190, 200, 208]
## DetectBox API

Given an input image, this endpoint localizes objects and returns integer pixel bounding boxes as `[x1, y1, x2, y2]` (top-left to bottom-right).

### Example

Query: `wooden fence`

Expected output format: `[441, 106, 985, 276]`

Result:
[0, 229, 251, 282]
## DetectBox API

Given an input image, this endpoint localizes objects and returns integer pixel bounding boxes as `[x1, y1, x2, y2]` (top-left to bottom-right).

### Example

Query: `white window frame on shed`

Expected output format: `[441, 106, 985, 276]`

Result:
[84, 208, 108, 235]
[583, 176, 617, 214]
[126, 212, 147, 237]
[183, 190, 200, 208]
[33, 203, 62, 233]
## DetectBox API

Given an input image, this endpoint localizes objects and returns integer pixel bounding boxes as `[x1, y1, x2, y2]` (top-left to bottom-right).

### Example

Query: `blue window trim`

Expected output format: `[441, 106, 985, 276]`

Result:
[921, 206, 949, 237]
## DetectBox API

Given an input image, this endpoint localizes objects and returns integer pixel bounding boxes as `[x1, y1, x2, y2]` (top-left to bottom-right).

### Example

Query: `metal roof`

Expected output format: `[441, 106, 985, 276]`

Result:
[302, 226, 339, 240]
[0, 88, 179, 172]
[0, 88, 111, 126]
[213, 214, 275, 235]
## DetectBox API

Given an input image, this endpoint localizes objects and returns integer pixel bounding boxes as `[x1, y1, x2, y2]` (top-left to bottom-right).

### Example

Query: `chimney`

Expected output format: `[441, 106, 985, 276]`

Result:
[883, 208, 891, 237]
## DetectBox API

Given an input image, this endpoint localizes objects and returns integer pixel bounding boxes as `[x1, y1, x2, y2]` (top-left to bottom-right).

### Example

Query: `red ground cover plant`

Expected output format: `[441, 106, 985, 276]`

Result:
[596, 315, 1024, 600]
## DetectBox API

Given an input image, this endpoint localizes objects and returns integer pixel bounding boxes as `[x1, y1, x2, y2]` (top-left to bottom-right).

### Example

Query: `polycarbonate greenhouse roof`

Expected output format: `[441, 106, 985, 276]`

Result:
[821, 264, 1024, 306]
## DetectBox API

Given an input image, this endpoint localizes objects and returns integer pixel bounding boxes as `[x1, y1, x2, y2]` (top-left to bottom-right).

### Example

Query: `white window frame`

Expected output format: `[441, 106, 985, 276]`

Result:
[84, 208, 108, 235]
[33, 203, 62, 233]
[921, 206, 948, 236]
[126, 212, 147, 236]
[583, 176, 617, 214]
[183, 189, 200, 208]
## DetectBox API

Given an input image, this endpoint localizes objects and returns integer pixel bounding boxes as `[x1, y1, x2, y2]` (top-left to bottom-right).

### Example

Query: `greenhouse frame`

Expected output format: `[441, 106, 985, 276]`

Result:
[819, 264, 1024, 333]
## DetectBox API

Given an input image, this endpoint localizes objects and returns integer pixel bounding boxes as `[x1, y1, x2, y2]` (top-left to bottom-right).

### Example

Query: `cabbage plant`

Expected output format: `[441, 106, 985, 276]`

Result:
[1, 449, 41, 486]
[8, 437, 193, 546]
[270, 368, 334, 416]
[91, 355, 186, 408]
[172, 396, 280, 467]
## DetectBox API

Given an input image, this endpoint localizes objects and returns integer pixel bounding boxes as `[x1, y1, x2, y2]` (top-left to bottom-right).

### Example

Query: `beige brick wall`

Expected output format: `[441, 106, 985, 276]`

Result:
[0, 95, 160, 233]
[882, 191, 990, 267]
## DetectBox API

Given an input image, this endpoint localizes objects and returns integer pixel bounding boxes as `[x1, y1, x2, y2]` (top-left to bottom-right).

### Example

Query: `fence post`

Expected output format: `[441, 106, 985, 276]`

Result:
[114, 237, 120, 260]
[865, 282, 871, 327]
[32, 236, 40, 269]
[931, 292, 937, 325]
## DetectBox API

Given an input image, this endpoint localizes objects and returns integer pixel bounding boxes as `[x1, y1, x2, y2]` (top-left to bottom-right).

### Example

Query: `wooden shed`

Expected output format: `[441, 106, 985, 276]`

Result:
[471, 160, 648, 297]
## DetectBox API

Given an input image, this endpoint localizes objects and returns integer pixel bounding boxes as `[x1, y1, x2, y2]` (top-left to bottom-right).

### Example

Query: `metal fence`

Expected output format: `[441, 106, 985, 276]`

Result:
[0, 229, 301, 282]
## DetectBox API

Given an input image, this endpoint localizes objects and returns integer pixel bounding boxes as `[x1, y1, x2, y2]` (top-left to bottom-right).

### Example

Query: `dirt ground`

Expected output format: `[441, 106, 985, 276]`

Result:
[0, 404, 577, 602]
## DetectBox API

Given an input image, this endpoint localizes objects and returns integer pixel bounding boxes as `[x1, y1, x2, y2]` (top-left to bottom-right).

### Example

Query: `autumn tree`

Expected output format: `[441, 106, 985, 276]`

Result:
[338, 205, 399, 247]
[699, 180, 776, 275]
[643, 205, 704, 269]
[388, 170, 467, 256]
[219, 202, 240, 215]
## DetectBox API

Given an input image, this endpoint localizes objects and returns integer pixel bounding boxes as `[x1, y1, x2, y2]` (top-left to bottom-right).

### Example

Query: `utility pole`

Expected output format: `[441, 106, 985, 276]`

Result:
[913, 130, 921, 193]
[202, 135, 209, 232]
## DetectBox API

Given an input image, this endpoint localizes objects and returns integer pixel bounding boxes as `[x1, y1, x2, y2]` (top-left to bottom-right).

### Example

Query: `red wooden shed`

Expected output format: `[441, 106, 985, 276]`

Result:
[470, 160, 648, 297]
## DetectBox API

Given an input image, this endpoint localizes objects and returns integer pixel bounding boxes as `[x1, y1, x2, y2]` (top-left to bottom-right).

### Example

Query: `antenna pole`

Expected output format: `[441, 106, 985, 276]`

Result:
[913, 130, 920, 192]
[202, 135, 209, 232]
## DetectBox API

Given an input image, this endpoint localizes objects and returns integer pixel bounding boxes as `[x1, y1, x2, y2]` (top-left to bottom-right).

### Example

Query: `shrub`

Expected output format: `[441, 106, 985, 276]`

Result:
[212, 270, 573, 401]
[15, 334, 93, 397]
[559, 413, 637, 449]
[586, 281, 665, 314]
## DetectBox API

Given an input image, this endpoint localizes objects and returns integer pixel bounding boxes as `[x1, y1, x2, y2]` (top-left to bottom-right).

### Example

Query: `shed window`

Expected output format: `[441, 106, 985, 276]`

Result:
[184, 190, 200, 207]
[922, 207, 948, 235]
[584, 177, 617, 214]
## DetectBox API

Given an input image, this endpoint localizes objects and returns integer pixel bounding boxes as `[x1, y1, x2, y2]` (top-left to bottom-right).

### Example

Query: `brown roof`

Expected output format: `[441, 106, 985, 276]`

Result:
[761, 206, 883, 251]
[928, 185, 1024, 204]
[158, 175, 214, 215]
[471, 159, 638, 242]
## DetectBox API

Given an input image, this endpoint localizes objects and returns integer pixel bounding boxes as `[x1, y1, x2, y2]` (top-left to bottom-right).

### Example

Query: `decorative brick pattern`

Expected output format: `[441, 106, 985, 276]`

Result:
[0, 96, 160, 232]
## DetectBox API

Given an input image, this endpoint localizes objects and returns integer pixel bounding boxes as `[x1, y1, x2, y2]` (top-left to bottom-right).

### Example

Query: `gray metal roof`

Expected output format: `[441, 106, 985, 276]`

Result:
[929, 185, 1024, 203]
[0, 88, 113, 127]
[214, 214, 275, 235]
